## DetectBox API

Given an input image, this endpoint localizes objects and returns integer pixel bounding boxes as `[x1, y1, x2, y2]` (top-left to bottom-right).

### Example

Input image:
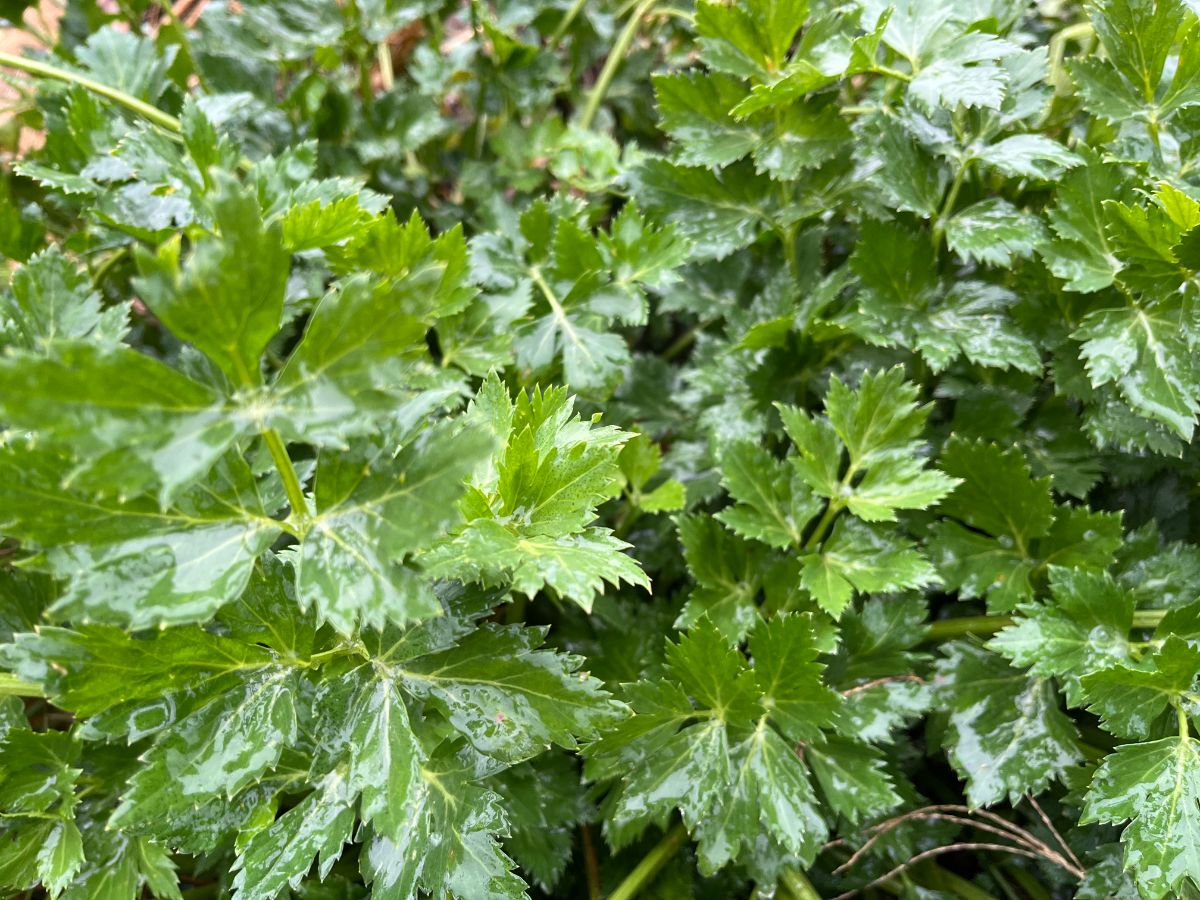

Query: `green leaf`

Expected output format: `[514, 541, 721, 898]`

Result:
[801, 520, 937, 617]
[491, 755, 584, 892]
[1074, 299, 1199, 439]
[1039, 151, 1131, 292]
[0, 449, 279, 629]
[654, 71, 758, 169]
[675, 515, 765, 642]
[399, 623, 625, 763]
[750, 613, 842, 742]
[0, 730, 79, 815]
[74, 27, 177, 101]
[1081, 637, 1200, 740]
[0, 622, 275, 717]
[794, 366, 957, 500]
[591, 617, 835, 865]
[0, 343, 247, 504]
[336, 669, 421, 841]
[850, 224, 1041, 372]
[945, 198, 1047, 267]
[328, 211, 473, 317]
[601, 204, 691, 289]
[280, 195, 375, 252]
[936, 642, 1082, 806]
[908, 33, 1021, 111]
[693, 0, 809, 78]
[430, 380, 647, 611]
[1072, 0, 1192, 131]
[232, 771, 356, 900]
[715, 441, 820, 548]
[694, 723, 826, 874]
[110, 667, 299, 832]
[1104, 184, 1200, 293]
[4, 246, 127, 352]
[428, 522, 647, 611]
[293, 419, 492, 635]
[1081, 736, 1200, 899]
[631, 159, 791, 259]
[989, 568, 1136, 706]
[606, 717, 732, 846]
[930, 438, 1055, 610]
[361, 749, 527, 900]
[133, 175, 289, 387]
[1070, 57, 1148, 124]
[37, 819, 85, 896]
[271, 276, 440, 445]
[666, 621, 762, 723]
[865, 128, 947, 218]
[805, 737, 900, 825]
[974, 135, 1080, 179]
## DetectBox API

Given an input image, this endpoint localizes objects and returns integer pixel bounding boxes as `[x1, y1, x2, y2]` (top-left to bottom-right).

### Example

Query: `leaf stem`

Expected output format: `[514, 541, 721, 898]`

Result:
[90, 246, 130, 287]
[376, 42, 395, 90]
[925, 615, 1012, 642]
[781, 223, 801, 279]
[871, 64, 912, 82]
[931, 160, 970, 254]
[924, 608, 1169, 643]
[782, 869, 823, 899]
[802, 498, 843, 552]
[578, 0, 656, 130]
[550, 0, 589, 46]
[1046, 22, 1094, 95]
[1133, 609, 1168, 629]
[582, 824, 603, 900]
[662, 317, 715, 361]
[914, 861, 996, 900]
[302, 643, 367, 667]
[607, 823, 688, 900]
[0, 49, 183, 134]
[262, 429, 309, 522]
[0, 672, 43, 697]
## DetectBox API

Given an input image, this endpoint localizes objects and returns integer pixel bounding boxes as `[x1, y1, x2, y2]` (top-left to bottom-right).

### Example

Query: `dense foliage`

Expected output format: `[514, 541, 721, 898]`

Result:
[1, 0, 1200, 897]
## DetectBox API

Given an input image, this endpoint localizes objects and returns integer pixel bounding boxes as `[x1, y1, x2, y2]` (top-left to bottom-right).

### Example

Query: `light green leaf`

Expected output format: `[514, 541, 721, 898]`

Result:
[1074, 299, 1198, 439]
[715, 441, 821, 548]
[133, 175, 289, 387]
[989, 568, 1135, 706]
[1081, 736, 1200, 900]
[945, 198, 1047, 266]
[280, 195, 375, 252]
[427, 522, 648, 611]
[1081, 637, 1200, 740]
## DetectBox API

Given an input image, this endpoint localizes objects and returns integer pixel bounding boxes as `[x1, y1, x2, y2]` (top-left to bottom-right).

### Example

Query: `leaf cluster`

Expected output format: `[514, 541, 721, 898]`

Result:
[2, 0, 1200, 898]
